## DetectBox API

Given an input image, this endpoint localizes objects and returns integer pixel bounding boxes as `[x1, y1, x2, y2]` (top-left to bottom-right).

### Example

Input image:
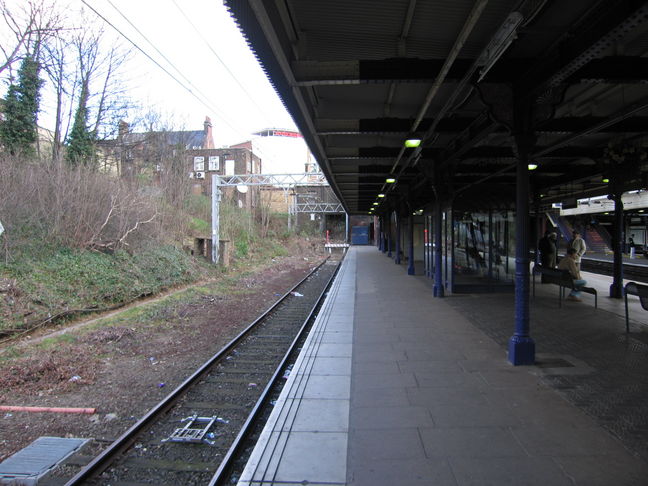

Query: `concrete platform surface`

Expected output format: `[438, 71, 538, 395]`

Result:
[238, 246, 648, 486]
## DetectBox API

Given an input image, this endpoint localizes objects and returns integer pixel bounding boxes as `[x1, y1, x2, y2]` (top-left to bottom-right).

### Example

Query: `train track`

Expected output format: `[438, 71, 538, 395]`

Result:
[581, 257, 648, 283]
[60, 258, 340, 486]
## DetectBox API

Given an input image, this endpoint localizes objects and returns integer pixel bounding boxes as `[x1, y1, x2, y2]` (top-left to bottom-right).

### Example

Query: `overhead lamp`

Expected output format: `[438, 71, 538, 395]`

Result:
[377, 193, 385, 198]
[528, 163, 538, 170]
[385, 178, 396, 183]
[639, 209, 645, 213]
[404, 139, 421, 148]
[602, 177, 610, 183]
[372, 202, 379, 206]
[477, 12, 524, 82]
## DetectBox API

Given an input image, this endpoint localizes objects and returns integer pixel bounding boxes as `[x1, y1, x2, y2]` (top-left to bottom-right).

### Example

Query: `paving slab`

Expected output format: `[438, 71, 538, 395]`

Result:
[239, 246, 648, 485]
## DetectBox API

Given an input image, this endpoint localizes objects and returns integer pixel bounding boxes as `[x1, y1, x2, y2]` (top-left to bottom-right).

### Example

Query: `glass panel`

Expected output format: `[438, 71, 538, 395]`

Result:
[451, 209, 515, 289]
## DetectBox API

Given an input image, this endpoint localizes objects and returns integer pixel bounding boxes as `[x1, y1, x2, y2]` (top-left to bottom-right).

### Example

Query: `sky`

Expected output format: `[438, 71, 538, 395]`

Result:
[1, 0, 297, 148]
[84, 0, 296, 147]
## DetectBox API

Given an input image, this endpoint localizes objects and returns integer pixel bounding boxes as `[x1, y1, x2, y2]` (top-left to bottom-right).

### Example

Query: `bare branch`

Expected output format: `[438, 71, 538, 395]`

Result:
[0, 0, 64, 74]
[117, 212, 158, 247]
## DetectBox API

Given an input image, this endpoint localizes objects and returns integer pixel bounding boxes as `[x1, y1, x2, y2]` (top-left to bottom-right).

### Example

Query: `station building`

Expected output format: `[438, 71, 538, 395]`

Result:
[223, 1, 648, 485]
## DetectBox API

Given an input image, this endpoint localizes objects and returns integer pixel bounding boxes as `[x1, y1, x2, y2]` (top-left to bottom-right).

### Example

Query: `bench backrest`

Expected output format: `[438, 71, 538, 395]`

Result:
[535, 265, 574, 286]
[625, 282, 648, 310]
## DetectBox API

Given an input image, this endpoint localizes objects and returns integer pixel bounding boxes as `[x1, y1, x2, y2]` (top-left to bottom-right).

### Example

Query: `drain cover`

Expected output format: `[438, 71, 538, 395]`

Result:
[535, 358, 575, 368]
[0, 436, 87, 485]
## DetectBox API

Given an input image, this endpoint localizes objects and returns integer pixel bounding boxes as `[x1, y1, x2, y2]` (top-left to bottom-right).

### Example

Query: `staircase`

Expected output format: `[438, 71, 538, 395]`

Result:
[585, 226, 611, 253]
[546, 212, 572, 242]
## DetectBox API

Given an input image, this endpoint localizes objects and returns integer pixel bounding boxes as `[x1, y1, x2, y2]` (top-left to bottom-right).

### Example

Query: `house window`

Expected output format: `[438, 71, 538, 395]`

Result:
[225, 159, 235, 176]
[193, 156, 204, 171]
[208, 156, 219, 171]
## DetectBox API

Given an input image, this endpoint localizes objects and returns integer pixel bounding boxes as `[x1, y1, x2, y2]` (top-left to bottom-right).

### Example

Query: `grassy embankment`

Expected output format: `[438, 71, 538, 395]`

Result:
[0, 196, 301, 339]
[0, 155, 317, 338]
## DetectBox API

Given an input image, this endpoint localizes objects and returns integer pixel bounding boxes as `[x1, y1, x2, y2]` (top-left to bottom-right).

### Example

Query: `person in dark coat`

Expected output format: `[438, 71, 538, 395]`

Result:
[539, 230, 557, 268]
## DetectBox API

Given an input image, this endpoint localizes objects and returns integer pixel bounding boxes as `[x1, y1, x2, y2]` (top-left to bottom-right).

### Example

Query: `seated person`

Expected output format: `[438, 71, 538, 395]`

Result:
[557, 248, 587, 302]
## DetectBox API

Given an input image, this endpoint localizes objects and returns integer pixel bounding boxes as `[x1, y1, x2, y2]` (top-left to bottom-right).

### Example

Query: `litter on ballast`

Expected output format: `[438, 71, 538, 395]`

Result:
[162, 415, 219, 445]
[282, 364, 294, 379]
[291, 292, 304, 297]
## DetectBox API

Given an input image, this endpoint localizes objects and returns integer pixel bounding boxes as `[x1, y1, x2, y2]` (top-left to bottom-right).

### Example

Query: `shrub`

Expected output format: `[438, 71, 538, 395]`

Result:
[235, 239, 249, 258]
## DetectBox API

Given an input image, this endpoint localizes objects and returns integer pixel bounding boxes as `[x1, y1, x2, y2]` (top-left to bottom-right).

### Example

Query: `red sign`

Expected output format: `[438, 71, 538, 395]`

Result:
[273, 130, 302, 138]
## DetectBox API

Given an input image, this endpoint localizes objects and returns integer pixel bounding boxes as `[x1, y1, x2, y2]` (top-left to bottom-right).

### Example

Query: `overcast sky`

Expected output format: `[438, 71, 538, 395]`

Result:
[86, 0, 296, 146]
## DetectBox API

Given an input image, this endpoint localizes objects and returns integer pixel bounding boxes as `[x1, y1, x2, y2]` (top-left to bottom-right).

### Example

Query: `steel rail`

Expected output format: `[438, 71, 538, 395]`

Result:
[64, 257, 330, 485]
[208, 259, 341, 486]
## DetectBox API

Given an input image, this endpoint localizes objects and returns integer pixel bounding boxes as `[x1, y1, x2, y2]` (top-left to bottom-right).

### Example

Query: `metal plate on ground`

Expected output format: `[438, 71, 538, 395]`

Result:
[531, 353, 594, 376]
[0, 436, 88, 485]
[535, 357, 575, 368]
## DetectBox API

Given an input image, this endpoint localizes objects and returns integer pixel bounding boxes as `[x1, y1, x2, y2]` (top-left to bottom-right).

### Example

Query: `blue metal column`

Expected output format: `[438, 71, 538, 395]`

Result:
[434, 201, 444, 297]
[610, 193, 624, 298]
[408, 214, 415, 275]
[395, 210, 402, 264]
[381, 216, 387, 253]
[424, 220, 430, 278]
[508, 131, 535, 366]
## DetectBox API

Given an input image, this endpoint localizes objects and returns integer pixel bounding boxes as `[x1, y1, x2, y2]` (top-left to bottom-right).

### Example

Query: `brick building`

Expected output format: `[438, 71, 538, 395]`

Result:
[99, 116, 216, 178]
[187, 146, 262, 210]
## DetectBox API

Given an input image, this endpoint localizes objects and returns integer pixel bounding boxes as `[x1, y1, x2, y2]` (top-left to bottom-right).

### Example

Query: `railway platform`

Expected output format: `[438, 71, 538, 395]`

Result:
[237, 245, 648, 486]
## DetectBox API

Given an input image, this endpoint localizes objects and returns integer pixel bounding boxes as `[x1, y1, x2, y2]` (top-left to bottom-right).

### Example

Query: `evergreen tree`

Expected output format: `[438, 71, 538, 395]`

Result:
[0, 56, 43, 156]
[65, 81, 95, 166]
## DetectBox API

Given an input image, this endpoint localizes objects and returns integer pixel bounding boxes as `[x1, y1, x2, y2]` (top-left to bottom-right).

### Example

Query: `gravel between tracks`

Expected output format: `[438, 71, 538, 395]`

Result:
[0, 239, 330, 463]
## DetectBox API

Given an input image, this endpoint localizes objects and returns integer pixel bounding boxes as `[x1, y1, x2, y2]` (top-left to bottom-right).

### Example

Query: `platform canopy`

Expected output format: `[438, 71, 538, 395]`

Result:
[224, 0, 648, 214]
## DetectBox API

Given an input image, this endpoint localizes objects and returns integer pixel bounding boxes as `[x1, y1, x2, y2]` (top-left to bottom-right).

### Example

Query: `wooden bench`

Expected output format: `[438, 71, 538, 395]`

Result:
[624, 282, 648, 332]
[532, 265, 598, 308]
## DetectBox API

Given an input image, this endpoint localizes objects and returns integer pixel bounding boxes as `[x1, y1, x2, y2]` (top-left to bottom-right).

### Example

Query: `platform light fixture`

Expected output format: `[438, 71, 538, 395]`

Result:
[385, 178, 396, 183]
[404, 139, 421, 148]
[602, 177, 610, 183]
[377, 193, 385, 198]
[477, 12, 524, 82]
[528, 163, 538, 170]
[372, 202, 379, 206]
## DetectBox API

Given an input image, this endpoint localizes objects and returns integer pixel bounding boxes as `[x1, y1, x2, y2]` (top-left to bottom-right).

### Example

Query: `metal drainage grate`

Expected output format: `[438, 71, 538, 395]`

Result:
[0, 436, 88, 485]
[535, 358, 575, 368]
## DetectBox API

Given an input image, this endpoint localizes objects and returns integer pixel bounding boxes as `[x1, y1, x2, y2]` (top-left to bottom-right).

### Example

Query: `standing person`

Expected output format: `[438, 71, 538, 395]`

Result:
[557, 248, 587, 302]
[538, 230, 558, 283]
[569, 230, 586, 269]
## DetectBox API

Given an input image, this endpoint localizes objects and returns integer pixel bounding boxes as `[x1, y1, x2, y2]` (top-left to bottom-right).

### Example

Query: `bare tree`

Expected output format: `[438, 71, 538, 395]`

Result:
[40, 34, 70, 161]
[0, 0, 63, 75]
[37, 12, 132, 165]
